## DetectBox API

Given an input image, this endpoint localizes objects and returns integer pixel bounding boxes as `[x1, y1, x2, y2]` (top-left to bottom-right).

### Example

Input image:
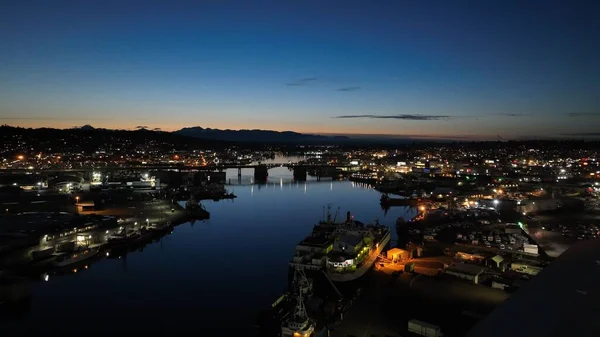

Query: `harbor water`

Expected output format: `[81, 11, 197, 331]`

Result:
[2, 166, 416, 336]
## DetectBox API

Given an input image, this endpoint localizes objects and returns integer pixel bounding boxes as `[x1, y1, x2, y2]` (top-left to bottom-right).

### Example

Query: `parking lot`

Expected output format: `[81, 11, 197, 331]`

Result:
[523, 210, 600, 257]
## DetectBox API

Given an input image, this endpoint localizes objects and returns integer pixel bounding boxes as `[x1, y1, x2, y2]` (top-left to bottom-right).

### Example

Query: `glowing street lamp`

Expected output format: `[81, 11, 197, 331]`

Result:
[75, 196, 80, 204]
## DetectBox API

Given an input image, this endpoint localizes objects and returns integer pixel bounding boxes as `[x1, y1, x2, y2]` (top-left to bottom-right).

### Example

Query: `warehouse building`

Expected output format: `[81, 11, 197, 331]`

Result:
[445, 263, 486, 284]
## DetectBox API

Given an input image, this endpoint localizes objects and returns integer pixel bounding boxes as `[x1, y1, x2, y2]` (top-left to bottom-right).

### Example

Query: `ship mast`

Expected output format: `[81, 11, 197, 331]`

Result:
[333, 206, 340, 223]
[293, 267, 312, 295]
[284, 266, 313, 335]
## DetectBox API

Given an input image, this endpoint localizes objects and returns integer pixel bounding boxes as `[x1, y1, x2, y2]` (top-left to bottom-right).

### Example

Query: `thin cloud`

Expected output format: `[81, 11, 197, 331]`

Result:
[336, 86, 361, 92]
[333, 114, 454, 121]
[495, 113, 531, 117]
[135, 125, 148, 129]
[566, 112, 600, 117]
[286, 77, 317, 86]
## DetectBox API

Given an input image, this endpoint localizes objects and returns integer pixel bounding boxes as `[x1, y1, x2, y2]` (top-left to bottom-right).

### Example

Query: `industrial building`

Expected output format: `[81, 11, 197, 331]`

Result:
[386, 247, 410, 262]
[445, 263, 486, 284]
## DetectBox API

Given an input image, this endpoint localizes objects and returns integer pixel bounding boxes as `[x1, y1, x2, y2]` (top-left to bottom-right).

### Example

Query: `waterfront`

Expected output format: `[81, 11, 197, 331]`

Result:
[2, 177, 416, 335]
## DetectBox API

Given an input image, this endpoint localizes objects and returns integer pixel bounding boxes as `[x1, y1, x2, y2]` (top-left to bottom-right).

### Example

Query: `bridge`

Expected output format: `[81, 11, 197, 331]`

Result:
[0, 163, 354, 181]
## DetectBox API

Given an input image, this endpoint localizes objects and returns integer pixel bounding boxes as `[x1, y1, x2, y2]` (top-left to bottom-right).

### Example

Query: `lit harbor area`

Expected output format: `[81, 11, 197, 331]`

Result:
[1, 1, 599, 334]
[1, 143, 599, 337]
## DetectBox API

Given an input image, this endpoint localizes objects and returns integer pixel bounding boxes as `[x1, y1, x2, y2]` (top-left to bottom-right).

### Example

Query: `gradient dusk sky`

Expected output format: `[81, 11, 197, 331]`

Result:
[1, 0, 598, 140]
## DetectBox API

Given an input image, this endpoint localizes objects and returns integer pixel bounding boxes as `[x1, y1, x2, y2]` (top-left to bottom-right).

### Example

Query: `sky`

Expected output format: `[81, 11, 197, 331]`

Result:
[1, 0, 599, 140]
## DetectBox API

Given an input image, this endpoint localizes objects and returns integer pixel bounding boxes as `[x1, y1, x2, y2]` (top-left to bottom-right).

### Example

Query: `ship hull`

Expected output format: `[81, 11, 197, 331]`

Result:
[326, 230, 391, 282]
[53, 247, 100, 268]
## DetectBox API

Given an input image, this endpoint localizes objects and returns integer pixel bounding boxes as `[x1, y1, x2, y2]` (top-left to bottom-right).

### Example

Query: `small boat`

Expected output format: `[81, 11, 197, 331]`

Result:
[147, 222, 172, 234]
[108, 229, 140, 245]
[380, 193, 418, 206]
[53, 246, 99, 267]
[280, 292, 316, 337]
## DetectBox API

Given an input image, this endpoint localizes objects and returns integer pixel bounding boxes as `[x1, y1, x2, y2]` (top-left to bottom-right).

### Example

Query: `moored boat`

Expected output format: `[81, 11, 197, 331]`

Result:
[53, 246, 100, 267]
[325, 219, 391, 282]
[290, 207, 391, 282]
[380, 193, 418, 206]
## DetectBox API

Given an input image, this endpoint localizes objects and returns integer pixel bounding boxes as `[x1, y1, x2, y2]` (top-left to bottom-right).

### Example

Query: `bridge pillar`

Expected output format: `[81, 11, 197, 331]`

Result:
[254, 165, 268, 183]
[237, 168, 242, 178]
[293, 167, 307, 181]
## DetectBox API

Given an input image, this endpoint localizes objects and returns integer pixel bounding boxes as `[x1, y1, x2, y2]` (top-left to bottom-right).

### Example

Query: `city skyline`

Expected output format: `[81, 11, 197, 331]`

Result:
[1, 0, 599, 140]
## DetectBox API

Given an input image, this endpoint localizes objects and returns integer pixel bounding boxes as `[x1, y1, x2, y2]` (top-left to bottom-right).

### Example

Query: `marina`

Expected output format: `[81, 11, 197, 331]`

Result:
[1, 179, 415, 336]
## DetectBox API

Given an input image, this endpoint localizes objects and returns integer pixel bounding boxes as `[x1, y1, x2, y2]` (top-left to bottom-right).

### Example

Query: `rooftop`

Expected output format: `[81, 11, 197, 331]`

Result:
[446, 263, 486, 276]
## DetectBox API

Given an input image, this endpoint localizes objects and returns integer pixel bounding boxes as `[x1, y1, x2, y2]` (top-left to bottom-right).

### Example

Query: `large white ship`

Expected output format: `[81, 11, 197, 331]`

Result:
[290, 206, 391, 282]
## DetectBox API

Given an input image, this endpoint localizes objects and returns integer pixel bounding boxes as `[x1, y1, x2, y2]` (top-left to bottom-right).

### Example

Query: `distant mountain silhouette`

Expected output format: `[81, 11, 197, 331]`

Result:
[0, 125, 230, 154]
[78, 124, 95, 131]
[175, 126, 350, 143]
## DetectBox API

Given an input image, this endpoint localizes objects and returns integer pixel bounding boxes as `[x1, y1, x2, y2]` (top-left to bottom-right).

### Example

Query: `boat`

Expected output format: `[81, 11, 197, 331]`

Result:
[147, 221, 172, 234]
[108, 227, 154, 255]
[325, 217, 391, 282]
[53, 246, 99, 267]
[380, 193, 418, 206]
[185, 197, 211, 218]
[257, 267, 317, 337]
[108, 229, 141, 244]
[290, 206, 391, 282]
[280, 292, 316, 337]
[348, 171, 379, 184]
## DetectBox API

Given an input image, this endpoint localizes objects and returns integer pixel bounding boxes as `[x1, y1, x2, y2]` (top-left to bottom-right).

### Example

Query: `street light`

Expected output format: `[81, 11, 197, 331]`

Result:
[75, 196, 80, 204]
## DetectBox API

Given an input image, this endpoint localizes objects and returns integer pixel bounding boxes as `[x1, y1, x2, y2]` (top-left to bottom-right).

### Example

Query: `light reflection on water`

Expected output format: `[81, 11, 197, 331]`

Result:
[4, 180, 415, 335]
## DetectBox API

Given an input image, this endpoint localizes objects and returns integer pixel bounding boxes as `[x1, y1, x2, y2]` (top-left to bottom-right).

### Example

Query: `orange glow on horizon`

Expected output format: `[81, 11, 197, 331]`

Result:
[1, 121, 490, 141]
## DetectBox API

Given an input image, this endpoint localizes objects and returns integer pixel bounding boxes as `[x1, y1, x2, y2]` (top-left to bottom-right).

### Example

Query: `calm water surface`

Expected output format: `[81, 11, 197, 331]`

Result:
[5, 173, 415, 335]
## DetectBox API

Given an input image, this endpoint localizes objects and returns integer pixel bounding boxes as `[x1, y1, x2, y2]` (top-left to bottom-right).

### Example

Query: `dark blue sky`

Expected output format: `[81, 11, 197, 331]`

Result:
[1, 0, 598, 139]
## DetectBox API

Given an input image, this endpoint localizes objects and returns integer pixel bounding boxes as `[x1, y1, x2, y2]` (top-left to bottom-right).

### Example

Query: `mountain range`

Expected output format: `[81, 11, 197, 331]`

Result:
[174, 126, 349, 143]
[2, 124, 349, 144]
